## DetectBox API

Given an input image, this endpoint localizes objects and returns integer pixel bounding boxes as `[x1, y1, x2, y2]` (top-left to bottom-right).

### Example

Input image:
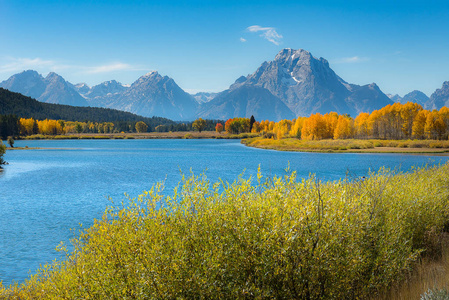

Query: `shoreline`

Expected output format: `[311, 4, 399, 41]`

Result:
[6, 134, 449, 155]
[14, 131, 257, 140]
[242, 137, 449, 155]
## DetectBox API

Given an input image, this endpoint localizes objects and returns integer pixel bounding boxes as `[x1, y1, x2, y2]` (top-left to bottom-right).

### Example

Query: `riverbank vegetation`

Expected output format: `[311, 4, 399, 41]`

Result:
[239, 102, 449, 153]
[14, 131, 259, 141]
[0, 141, 6, 168]
[0, 114, 221, 140]
[243, 138, 449, 153]
[247, 103, 449, 141]
[2, 164, 449, 298]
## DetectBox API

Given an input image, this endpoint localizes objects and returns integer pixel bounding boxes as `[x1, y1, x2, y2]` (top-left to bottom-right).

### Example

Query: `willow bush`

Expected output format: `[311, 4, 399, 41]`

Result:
[2, 164, 449, 299]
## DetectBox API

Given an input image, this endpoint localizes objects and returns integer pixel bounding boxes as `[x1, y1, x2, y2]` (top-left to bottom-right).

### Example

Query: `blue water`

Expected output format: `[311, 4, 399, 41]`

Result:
[1, 139, 448, 286]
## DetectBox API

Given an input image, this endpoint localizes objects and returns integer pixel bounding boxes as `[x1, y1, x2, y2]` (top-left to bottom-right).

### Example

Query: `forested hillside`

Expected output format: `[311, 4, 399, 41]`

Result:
[0, 88, 221, 138]
[0, 88, 172, 124]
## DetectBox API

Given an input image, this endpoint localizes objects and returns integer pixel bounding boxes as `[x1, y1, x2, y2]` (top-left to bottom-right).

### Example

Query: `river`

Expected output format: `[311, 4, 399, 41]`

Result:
[1, 139, 448, 285]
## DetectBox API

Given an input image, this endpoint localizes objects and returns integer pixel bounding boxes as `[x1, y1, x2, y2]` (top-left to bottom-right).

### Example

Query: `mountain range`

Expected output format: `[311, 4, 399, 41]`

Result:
[1, 48, 448, 121]
[387, 90, 430, 106]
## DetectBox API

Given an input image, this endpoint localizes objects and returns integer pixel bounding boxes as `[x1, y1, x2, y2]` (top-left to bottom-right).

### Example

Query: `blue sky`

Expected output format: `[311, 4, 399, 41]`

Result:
[1, 0, 449, 96]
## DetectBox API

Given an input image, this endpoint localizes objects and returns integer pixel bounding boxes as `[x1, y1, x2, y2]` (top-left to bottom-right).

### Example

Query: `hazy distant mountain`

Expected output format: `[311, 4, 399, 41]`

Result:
[0, 70, 88, 106]
[387, 94, 402, 103]
[101, 71, 198, 120]
[426, 81, 449, 110]
[85, 80, 129, 100]
[344, 83, 393, 114]
[230, 48, 393, 117]
[0, 70, 46, 99]
[74, 83, 91, 95]
[197, 85, 295, 121]
[40, 72, 89, 106]
[401, 90, 429, 106]
[192, 92, 217, 104]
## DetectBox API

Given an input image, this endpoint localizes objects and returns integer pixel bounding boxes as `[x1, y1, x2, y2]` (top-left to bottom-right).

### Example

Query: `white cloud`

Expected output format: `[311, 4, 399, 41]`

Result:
[333, 56, 370, 64]
[0, 57, 56, 73]
[240, 37, 247, 42]
[84, 62, 134, 74]
[0, 57, 145, 76]
[246, 25, 283, 45]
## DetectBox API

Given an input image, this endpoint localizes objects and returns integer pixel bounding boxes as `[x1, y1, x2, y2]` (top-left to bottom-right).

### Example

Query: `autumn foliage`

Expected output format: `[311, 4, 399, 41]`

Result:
[215, 123, 223, 133]
[17, 118, 118, 135]
[224, 118, 250, 134]
[3, 165, 449, 298]
[250, 102, 449, 141]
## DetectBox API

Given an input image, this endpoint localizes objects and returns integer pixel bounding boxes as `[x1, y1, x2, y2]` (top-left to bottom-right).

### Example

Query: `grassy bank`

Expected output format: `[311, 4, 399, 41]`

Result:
[243, 137, 449, 154]
[2, 164, 449, 299]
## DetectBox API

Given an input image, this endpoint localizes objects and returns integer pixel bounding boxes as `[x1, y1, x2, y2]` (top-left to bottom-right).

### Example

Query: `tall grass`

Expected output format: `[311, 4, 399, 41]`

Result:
[377, 234, 449, 300]
[243, 138, 449, 152]
[243, 138, 376, 151]
[2, 164, 449, 299]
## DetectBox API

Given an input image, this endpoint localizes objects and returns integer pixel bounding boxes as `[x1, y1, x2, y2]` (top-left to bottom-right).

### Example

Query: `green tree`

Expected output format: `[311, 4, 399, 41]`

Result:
[135, 121, 148, 133]
[0, 141, 6, 167]
[249, 115, 256, 132]
[75, 123, 83, 134]
[7, 136, 14, 148]
[192, 118, 207, 133]
[155, 125, 168, 132]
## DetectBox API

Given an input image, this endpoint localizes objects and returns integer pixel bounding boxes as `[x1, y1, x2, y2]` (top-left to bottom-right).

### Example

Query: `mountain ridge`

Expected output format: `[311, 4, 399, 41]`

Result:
[2, 49, 447, 121]
[228, 48, 393, 117]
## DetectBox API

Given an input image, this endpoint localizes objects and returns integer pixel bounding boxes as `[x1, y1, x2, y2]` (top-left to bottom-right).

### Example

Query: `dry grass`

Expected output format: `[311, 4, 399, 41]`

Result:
[243, 138, 449, 154]
[376, 234, 449, 300]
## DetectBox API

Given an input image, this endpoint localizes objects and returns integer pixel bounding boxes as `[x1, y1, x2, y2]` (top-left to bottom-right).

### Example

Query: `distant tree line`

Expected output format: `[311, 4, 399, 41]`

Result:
[248, 102, 449, 140]
[0, 88, 222, 137]
[0, 114, 222, 138]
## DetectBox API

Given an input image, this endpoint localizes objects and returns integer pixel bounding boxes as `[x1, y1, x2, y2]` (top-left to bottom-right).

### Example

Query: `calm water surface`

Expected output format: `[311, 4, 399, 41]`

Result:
[1, 139, 448, 285]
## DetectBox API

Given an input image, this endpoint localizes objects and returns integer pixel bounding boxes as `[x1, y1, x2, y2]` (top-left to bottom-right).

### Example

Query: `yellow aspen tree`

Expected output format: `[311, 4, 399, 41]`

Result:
[333, 115, 353, 139]
[19, 118, 35, 136]
[324, 112, 339, 139]
[425, 111, 438, 139]
[438, 107, 449, 139]
[412, 110, 429, 139]
[301, 113, 327, 140]
[354, 113, 370, 138]
[290, 117, 305, 139]
[400, 102, 422, 138]
[367, 110, 381, 138]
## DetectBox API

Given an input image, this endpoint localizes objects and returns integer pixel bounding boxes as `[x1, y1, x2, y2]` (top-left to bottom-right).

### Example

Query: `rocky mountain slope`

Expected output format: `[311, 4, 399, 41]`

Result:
[0, 70, 88, 106]
[3, 49, 445, 121]
[402, 90, 429, 106]
[388, 90, 429, 106]
[192, 92, 217, 104]
[97, 72, 198, 120]
[426, 81, 449, 110]
[197, 85, 295, 121]
[228, 48, 393, 117]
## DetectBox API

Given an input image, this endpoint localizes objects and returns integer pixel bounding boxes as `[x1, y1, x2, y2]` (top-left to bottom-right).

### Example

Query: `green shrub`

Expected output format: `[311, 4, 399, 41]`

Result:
[2, 164, 449, 299]
[429, 142, 443, 148]
[0, 141, 6, 166]
[421, 288, 449, 300]
[263, 132, 276, 139]
[374, 141, 383, 147]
